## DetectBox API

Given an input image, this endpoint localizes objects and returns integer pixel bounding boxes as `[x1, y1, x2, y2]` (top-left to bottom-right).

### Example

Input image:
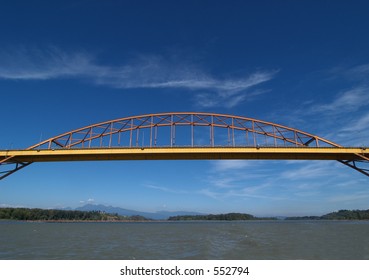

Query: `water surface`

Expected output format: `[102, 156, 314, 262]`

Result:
[1, 220, 368, 259]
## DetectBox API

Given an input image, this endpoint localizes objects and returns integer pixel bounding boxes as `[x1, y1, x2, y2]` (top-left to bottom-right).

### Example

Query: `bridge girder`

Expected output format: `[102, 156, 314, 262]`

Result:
[1, 112, 369, 179]
[1, 147, 369, 161]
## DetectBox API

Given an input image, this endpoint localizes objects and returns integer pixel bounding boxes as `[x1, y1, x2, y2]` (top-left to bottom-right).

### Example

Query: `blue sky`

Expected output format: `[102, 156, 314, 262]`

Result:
[1, 0, 369, 216]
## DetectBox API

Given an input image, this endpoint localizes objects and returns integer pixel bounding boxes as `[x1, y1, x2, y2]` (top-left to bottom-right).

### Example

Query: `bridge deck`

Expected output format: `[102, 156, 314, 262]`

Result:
[1, 147, 368, 162]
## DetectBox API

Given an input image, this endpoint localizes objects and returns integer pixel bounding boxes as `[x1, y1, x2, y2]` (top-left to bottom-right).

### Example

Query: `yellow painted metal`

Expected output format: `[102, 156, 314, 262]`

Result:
[1, 147, 368, 162]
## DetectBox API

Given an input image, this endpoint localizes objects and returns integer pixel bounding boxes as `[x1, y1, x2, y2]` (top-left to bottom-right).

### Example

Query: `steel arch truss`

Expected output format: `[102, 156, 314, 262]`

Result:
[26, 112, 344, 149]
[1, 112, 369, 179]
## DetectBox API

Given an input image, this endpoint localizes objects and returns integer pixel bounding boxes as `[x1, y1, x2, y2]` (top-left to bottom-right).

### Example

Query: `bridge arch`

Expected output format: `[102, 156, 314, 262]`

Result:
[29, 112, 339, 149]
[1, 112, 368, 179]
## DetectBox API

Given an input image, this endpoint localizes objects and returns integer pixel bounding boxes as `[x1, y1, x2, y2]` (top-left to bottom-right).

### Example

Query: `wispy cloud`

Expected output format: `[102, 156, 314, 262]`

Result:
[280, 161, 342, 180]
[144, 184, 188, 194]
[328, 190, 369, 203]
[205, 166, 268, 189]
[290, 64, 369, 126]
[338, 127, 369, 147]
[288, 66, 369, 145]
[0, 47, 100, 80]
[211, 160, 253, 172]
[79, 198, 95, 204]
[340, 111, 369, 133]
[199, 185, 285, 200]
[0, 46, 277, 108]
[345, 63, 369, 82]
[201, 160, 286, 201]
[195, 75, 275, 108]
[310, 86, 369, 114]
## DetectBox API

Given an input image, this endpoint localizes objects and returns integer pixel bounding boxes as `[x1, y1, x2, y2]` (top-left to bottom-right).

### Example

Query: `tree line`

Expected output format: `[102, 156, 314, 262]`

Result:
[0, 207, 148, 221]
[168, 213, 276, 221]
[286, 209, 369, 220]
[169, 210, 369, 221]
[2, 207, 368, 221]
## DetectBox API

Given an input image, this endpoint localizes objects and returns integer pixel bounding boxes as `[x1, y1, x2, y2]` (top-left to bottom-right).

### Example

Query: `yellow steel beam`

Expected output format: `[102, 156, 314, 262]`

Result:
[0, 147, 368, 162]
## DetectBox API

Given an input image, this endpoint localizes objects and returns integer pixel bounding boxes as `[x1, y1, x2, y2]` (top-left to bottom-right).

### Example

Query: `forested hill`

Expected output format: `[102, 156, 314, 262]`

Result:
[169, 210, 369, 221]
[286, 209, 369, 220]
[0, 207, 149, 221]
[168, 213, 276, 221]
[2, 208, 368, 221]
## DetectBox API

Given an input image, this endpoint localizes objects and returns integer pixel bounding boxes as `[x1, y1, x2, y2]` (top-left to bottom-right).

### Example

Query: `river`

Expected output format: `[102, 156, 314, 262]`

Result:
[1, 220, 368, 259]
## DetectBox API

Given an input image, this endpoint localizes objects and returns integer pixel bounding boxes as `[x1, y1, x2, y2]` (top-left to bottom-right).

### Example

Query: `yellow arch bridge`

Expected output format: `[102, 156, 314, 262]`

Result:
[1, 112, 369, 179]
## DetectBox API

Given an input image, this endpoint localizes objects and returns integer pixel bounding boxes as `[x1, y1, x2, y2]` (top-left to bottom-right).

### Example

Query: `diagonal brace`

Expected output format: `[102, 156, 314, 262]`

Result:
[0, 156, 32, 180]
[338, 153, 369, 177]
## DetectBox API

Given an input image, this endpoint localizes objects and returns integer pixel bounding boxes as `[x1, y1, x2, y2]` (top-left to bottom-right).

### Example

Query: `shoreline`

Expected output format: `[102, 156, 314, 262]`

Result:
[0, 219, 158, 223]
[1, 219, 368, 223]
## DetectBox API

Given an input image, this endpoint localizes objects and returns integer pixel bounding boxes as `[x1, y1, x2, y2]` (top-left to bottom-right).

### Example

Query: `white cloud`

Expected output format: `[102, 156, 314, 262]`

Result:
[292, 83, 369, 146]
[144, 184, 188, 194]
[202, 160, 285, 201]
[205, 168, 269, 189]
[79, 198, 95, 204]
[340, 112, 369, 133]
[311, 86, 369, 114]
[198, 188, 223, 200]
[0, 47, 100, 80]
[280, 161, 335, 180]
[346, 64, 369, 82]
[0, 46, 276, 108]
[194, 74, 275, 108]
[199, 185, 284, 200]
[328, 190, 369, 203]
[293, 65, 369, 133]
[211, 160, 252, 172]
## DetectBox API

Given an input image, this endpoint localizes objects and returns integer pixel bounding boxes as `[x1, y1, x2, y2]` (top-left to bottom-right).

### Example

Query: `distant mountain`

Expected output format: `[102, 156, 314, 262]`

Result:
[75, 204, 203, 220]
